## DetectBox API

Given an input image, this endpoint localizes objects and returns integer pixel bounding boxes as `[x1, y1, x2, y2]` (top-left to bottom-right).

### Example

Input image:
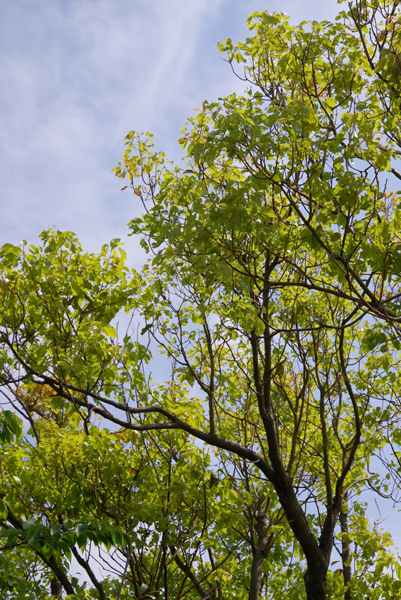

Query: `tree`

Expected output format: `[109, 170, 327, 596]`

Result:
[2, 1, 401, 599]
[0, 251, 400, 600]
[1, 381, 301, 599]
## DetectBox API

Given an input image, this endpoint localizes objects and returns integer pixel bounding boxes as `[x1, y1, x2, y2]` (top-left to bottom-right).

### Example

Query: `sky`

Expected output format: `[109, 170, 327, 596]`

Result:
[1, 0, 340, 266]
[1, 0, 400, 559]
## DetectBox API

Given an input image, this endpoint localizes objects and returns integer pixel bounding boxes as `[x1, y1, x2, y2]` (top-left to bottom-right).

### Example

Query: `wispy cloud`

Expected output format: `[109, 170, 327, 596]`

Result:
[0, 0, 339, 261]
[0, 0, 227, 258]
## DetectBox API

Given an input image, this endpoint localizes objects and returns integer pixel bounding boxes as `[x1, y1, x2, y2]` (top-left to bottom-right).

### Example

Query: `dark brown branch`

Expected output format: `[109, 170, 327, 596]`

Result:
[5, 509, 76, 597]
[170, 546, 210, 599]
[71, 546, 106, 600]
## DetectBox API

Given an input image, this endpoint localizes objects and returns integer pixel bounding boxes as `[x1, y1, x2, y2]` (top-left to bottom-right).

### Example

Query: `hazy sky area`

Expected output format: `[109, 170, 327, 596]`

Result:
[0, 0, 340, 264]
[1, 0, 401, 556]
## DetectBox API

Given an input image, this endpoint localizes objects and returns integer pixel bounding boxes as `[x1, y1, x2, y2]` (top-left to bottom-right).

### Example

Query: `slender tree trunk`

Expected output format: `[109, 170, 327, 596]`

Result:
[340, 492, 352, 600]
[248, 514, 271, 600]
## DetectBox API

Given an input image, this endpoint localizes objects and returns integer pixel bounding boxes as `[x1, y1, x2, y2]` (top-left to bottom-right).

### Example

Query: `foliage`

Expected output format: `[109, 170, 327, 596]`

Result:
[2, 1, 401, 599]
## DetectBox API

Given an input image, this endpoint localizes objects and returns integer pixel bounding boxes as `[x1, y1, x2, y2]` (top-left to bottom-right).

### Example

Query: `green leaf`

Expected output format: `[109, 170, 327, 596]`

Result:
[110, 238, 122, 249]
[50, 524, 63, 536]
[40, 543, 54, 560]
[0, 411, 22, 444]
[74, 523, 89, 537]
[103, 325, 117, 338]
[110, 528, 123, 547]
[141, 323, 153, 336]
[51, 396, 63, 409]
[0, 498, 7, 519]
[4, 529, 20, 547]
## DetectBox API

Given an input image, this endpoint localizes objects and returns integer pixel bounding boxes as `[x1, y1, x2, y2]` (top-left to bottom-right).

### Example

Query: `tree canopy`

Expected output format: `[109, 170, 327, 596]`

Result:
[2, 1, 401, 599]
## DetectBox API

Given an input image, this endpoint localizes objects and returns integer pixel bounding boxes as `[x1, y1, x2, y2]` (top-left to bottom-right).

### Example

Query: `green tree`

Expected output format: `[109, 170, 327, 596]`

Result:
[0, 382, 301, 599]
[2, 1, 401, 599]
[0, 230, 400, 599]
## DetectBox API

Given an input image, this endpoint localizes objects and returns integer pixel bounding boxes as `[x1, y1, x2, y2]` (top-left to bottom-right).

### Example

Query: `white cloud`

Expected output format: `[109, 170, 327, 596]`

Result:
[0, 0, 340, 264]
[0, 0, 228, 258]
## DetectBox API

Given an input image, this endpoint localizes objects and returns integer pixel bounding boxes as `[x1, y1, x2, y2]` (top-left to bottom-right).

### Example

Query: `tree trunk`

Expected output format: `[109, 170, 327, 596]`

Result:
[248, 514, 272, 600]
[303, 562, 328, 600]
[340, 492, 352, 600]
[50, 578, 63, 598]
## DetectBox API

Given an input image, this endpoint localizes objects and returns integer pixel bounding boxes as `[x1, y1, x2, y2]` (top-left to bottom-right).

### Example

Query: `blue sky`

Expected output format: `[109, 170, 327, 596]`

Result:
[1, 0, 400, 554]
[1, 0, 339, 264]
